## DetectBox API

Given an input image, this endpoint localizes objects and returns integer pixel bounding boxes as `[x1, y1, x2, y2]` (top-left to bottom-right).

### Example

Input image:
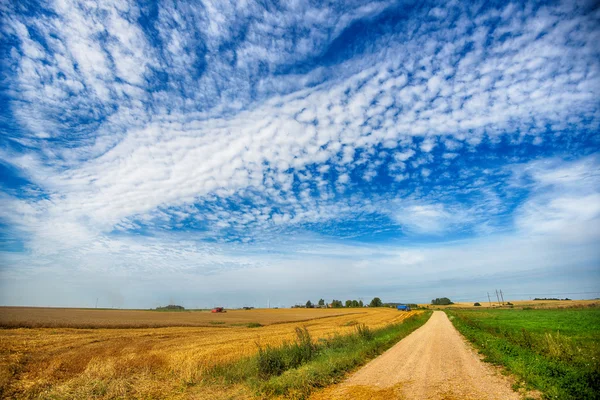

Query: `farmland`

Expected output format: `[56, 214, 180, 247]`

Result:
[0, 306, 366, 329]
[446, 307, 600, 399]
[0, 307, 422, 399]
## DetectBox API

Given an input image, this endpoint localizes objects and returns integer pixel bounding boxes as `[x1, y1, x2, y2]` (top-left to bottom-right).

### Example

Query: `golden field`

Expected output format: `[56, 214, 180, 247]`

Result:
[0, 307, 418, 399]
[0, 306, 365, 328]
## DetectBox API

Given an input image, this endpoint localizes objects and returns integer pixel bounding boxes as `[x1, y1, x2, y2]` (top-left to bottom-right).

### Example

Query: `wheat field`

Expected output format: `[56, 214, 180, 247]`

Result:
[0, 307, 418, 399]
[0, 306, 366, 328]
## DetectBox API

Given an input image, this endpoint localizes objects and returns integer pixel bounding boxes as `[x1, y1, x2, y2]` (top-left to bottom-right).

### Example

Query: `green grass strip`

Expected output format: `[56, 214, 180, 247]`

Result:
[446, 309, 600, 400]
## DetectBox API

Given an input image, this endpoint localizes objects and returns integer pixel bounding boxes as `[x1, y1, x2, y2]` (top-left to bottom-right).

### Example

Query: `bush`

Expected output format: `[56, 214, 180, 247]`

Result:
[257, 345, 286, 379]
[356, 324, 374, 341]
[290, 327, 315, 366]
[256, 327, 315, 379]
[474, 302, 481, 306]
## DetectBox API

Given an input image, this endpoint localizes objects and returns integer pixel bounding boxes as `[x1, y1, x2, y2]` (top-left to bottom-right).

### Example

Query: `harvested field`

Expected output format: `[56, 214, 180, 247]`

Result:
[0, 307, 419, 399]
[0, 306, 364, 328]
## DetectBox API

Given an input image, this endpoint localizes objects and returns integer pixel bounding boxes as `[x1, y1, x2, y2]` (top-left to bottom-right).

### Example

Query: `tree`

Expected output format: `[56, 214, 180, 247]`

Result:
[474, 302, 481, 306]
[369, 297, 383, 307]
[331, 299, 343, 308]
[431, 297, 453, 305]
[306, 300, 312, 308]
[318, 299, 325, 306]
[351, 300, 359, 307]
[359, 300, 364, 307]
[345, 300, 352, 307]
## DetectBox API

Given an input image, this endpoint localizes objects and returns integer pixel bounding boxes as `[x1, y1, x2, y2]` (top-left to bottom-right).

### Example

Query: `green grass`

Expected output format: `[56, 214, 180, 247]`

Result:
[208, 311, 432, 399]
[446, 307, 600, 400]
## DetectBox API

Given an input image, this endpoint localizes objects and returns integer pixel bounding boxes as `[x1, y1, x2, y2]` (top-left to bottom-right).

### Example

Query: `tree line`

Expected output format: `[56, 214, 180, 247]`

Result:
[303, 297, 383, 308]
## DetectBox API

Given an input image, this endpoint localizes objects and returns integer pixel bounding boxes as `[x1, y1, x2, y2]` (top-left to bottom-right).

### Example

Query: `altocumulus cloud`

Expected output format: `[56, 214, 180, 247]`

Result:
[0, 0, 599, 308]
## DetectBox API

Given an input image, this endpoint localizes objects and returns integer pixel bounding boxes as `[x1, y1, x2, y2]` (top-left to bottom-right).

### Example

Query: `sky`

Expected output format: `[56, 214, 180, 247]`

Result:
[0, 0, 599, 309]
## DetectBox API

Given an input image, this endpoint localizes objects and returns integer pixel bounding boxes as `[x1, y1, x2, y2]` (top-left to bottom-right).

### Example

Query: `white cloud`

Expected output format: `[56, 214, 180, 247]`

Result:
[512, 156, 600, 242]
[420, 138, 437, 153]
[393, 204, 455, 234]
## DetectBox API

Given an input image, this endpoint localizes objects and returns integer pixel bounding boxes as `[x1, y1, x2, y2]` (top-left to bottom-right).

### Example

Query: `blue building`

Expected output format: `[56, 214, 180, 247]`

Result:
[397, 304, 411, 311]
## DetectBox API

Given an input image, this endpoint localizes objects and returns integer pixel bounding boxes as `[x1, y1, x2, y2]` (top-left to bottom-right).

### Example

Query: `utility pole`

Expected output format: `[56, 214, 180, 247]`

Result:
[495, 289, 501, 306]
[499, 290, 505, 305]
[487, 292, 492, 307]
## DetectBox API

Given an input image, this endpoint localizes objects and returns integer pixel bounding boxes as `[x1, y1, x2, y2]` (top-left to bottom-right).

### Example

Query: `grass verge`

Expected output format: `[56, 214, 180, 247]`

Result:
[208, 311, 431, 399]
[446, 308, 600, 400]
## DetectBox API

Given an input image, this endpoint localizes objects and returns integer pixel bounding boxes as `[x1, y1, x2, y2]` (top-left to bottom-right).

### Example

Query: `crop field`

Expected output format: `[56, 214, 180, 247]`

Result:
[0, 307, 420, 399]
[446, 306, 600, 399]
[0, 306, 366, 328]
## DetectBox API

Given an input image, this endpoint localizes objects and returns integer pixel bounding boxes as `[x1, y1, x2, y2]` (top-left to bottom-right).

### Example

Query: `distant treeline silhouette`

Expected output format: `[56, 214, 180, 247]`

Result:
[533, 298, 571, 301]
[155, 305, 185, 310]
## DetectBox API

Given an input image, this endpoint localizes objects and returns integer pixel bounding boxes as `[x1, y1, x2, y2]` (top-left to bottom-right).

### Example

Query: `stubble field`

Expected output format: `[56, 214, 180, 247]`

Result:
[0, 306, 365, 329]
[0, 307, 419, 399]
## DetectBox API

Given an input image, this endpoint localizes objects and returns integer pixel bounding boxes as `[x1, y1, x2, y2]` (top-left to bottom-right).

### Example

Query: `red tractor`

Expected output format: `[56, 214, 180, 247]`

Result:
[211, 307, 226, 313]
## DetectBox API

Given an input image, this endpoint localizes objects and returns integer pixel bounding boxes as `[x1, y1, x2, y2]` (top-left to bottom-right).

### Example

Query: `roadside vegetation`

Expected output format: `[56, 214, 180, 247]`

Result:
[446, 307, 600, 399]
[208, 311, 432, 399]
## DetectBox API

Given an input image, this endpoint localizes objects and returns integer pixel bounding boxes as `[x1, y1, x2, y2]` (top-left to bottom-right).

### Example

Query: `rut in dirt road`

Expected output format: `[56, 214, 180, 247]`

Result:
[312, 311, 521, 400]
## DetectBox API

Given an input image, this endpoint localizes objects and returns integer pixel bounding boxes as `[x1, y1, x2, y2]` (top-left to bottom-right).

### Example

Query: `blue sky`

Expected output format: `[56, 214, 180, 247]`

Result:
[0, 0, 599, 308]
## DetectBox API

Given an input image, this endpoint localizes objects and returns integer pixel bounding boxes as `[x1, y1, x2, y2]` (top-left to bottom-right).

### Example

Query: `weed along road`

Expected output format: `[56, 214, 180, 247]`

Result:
[313, 311, 520, 400]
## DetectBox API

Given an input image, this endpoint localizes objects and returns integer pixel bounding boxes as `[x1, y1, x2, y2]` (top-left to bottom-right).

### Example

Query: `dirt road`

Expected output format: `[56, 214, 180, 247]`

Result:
[312, 311, 521, 400]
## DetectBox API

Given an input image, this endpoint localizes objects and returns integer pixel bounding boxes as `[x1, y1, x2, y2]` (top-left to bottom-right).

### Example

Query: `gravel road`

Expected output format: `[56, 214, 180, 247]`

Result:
[312, 311, 521, 400]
